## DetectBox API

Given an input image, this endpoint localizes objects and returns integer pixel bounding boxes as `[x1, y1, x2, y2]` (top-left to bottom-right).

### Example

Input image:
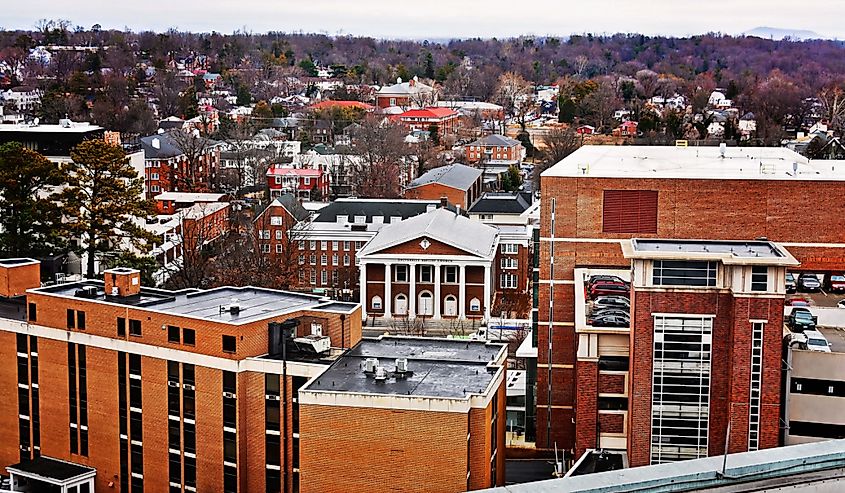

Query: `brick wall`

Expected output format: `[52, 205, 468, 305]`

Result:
[404, 183, 468, 209]
[0, 262, 40, 297]
[575, 360, 598, 457]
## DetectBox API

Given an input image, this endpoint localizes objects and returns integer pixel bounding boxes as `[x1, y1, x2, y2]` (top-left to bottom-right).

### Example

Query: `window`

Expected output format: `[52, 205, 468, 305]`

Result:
[309, 240, 316, 250]
[372, 296, 383, 310]
[310, 269, 316, 285]
[151, 185, 160, 192]
[222, 335, 236, 353]
[751, 266, 768, 292]
[310, 254, 316, 265]
[167, 326, 180, 343]
[150, 173, 159, 180]
[653, 260, 717, 287]
[298, 241, 305, 250]
[28, 303, 36, 322]
[321, 270, 327, 285]
[651, 316, 712, 464]
[129, 319, 142, 337]
[748, 322, 764, 451]
[332, 241, 339, 251]
[259, 230, 270, 240]
[470, 297, 481, 312]
[183, 328, 196, 346]
[332, 254, 338, 266]
[602, 190, 658, 233]
[501, 258, 518, 270]
[395, 265, 408, 282]
[344, 241, 351, 251]
[445, 266, 458, 284]
[303, 177, 310, 186]
[321, 254, 327, 265]
[276, 244, 283, 254]
[299, 254, 305, 265]
[67, 309, 75, 329]
[420, 265, 433, 283]
[270, 216, 283, 226]
[117, 317, 126, 337]
[500, 273, 518, 289]
[274, 176, 282, 184]
[275, 230, 283, 240]
[344, 254, 350, 266]
[321, 241, 328, 250]
[76, 311, 86, 330]
[356, 241, 364, 250]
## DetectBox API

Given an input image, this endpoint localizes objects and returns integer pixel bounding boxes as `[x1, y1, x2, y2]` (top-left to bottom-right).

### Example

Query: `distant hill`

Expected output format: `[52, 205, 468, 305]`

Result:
[744, 27, 823, 40]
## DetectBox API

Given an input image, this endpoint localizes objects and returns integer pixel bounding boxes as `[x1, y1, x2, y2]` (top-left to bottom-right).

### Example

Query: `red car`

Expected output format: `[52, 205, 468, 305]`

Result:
[785, 296, 811, 307]
[589, 282, 630, 299]
[828, 275, 845, 293]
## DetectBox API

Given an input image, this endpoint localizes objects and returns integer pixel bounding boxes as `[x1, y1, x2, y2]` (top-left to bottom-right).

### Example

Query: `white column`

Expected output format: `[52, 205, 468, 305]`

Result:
[384, 263, 392, 318]
[433, 264, 441, 319]
[458, 264, 466, 320]
[359, 261, 367, 320]
[408, 262, 416, 318]
[483, 263, 492, 321]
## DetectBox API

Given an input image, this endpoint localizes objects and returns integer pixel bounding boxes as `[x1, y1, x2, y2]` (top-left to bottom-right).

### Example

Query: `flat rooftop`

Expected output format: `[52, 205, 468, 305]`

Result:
[31, 282, 358, 325]
[0, 122, 104, 134]
[475, 439, 845, 493]
[623, 239, 800, 266]
[302, 336, 506, 399]
[542, 145, 845, 181]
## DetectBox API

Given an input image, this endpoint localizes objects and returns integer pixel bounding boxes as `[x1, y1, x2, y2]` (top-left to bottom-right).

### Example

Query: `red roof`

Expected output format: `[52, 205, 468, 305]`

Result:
[311, 100, 374, 111]
[399, 107, 458, 119]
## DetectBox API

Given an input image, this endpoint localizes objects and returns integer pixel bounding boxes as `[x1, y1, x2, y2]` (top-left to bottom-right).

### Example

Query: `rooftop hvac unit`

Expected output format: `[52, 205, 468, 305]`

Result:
[293, 334, 331, 354]
[364, 358, 379, 373]
[111, 286, 119, 296]
[74, 285, 99, 298]
[395, 358, 408, 373]
[374, 366, 388, 382]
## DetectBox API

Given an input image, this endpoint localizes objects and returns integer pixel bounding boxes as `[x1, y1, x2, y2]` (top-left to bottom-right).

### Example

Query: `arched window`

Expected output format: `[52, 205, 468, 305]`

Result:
[371, 296, 382, 310]
[470, 297, 481, 312]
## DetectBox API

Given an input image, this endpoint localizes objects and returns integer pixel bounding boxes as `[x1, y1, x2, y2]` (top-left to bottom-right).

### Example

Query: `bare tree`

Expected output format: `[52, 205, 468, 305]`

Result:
[169, 127, 218, 193]
[160, 202, 232, 289]
[348, 117, 407, 198]
[819, 83, 845, 135]
[534, 126, 581, 188]
[494, 72, 534, 130]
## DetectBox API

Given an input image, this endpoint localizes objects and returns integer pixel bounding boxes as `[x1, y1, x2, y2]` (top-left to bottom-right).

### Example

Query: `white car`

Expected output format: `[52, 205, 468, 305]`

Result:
[838, 299, 845, 309]
[803, 330, 832, 353]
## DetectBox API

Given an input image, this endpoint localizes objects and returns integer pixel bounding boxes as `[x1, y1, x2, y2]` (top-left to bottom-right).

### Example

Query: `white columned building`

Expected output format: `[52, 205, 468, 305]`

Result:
[357, 208, 499, 322]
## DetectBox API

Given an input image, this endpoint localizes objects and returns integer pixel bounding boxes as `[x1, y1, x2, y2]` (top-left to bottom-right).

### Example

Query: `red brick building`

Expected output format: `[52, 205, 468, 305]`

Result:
[403, 163, 484, 209]
[266, 165, 329, 200]
[0, 260, 361, 493]
[154, 192, 228, 215]
[375, 77, 435, 109]
[535, 145, 845, 464]
[299, 336, 507, 492]
[465, 134, 525, 165]
[140, 131, 222, 199]
[397, 107, 459, 136]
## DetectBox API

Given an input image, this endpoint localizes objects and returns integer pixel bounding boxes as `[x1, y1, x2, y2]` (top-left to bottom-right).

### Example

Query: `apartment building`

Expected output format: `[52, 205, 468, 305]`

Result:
[535, 145, 845, 463]
[404, 163, 484, 209]
[464, 134, 525, 166]
[140, 131, 222, 199]
[299, 336, 507, 492]
[0, 259, 361, 493]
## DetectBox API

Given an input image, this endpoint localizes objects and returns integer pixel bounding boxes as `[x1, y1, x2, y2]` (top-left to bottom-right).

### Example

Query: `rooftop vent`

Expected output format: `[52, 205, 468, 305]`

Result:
[374, 366, 388, 382]
[364, 358, 379, 373]
[74, 285, 99, 299]
[719, 142, 727, 158]
[395, 358, 408, 373]
[151, 137, 161, 150]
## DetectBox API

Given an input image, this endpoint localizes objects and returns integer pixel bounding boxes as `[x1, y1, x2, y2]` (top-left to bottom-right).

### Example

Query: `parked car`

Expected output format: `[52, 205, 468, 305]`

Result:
[785, 273, 796, 294]
[592, 295, 631, 310]
[828, 275, 845, 293]
[785, 296, 811, 307]
[589, 308, 630, 319]
[589, 314, 630, 328]
[803, 330, 832, 352]
[838, 299, 845, 309]
[798, 273, 822, 292]
[787, 307, 818, 332]
[588, 275, 628, 288]
[589, 283, 630, 299]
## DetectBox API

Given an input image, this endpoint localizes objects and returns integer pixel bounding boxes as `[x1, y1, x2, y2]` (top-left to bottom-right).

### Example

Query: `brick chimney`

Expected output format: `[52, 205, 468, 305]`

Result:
[0, 258, 40, 298]
[104, 267, 142, 297]
[439, 196, 448, 208]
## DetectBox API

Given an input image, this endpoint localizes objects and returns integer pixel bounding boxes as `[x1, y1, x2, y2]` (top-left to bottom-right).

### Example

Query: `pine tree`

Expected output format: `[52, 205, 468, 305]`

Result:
[61, 140, 157, 278]
[0, 142, 68, 256]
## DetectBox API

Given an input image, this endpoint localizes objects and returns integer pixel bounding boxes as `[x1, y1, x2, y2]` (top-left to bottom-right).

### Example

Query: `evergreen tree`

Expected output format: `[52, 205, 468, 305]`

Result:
[0, 142, 68, 256]
[61, 140, 157, 278]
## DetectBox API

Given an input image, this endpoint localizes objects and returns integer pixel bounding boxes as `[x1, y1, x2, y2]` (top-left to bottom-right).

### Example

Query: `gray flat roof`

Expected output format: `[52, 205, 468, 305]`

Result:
[32, 282, 354, 325]
[303, 336, 506, 398]
[623, 239, 800, 266]
[474, 439, 845, 493]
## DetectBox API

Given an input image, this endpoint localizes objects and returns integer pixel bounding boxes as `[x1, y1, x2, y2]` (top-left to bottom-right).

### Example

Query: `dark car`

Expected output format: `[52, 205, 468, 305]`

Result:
[787, 307, 818, 332]
[589, 283, 630, 299]
[592, 295, 631, 310]
[798, 274, 821, 292]
[588, 275, 628, 288]
[589, 307, 630, 319]
[589, 314, 630, 328]
[785, 273, 797, 294]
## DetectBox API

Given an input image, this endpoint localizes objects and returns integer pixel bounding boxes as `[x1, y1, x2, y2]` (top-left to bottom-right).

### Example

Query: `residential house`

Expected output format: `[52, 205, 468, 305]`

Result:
[464, 134, 525, 166]
[397, 107, 459, 136]
[376, 77, 436, 109]
[139, 131, 223, 199]
[403, 163, 483, 209]
[267, 164, 329, 200]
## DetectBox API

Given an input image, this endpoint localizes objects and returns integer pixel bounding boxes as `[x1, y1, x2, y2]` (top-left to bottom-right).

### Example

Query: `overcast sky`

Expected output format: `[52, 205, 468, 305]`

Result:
[4, 0, 844, 39]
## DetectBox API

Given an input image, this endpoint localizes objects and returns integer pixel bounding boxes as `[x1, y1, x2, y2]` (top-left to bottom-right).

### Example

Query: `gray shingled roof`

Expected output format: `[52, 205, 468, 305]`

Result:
[468, 134, 521, 147]
[274, 194, 311, 222]
[139, 132, 184, 159]
[359, 208, 498, 258]
[468, 192, 533, 214]
[407, 164, 483, 191]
